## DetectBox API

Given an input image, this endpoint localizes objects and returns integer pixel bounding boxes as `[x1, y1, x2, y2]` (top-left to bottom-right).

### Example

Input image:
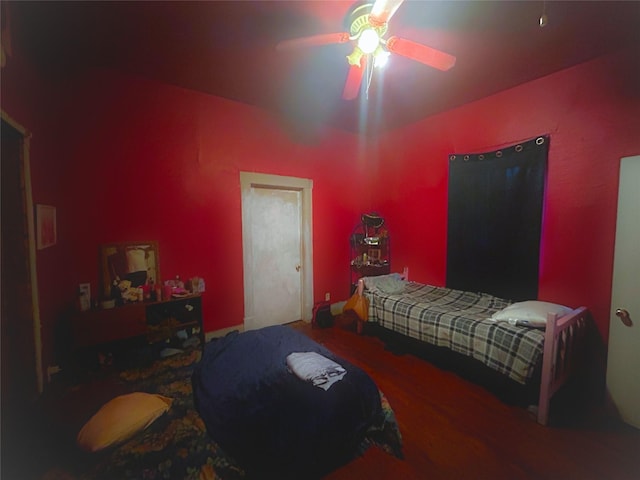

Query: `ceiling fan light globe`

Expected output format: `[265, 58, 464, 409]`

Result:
[358, 28, 380, 54]
[374, 49, 390, 68]
[347, 48, 365, 67]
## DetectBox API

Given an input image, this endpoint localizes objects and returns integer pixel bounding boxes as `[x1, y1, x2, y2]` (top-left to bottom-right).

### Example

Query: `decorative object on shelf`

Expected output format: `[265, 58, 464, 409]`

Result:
[164, 275, 191, 298]
[350, 213, 390, 292]
[78, 283, 91, 312]
[36, 204, 56, 249]
[186, 276, 206, 294]
[162, 284, 173, 302]
[361, 212, 385, 229]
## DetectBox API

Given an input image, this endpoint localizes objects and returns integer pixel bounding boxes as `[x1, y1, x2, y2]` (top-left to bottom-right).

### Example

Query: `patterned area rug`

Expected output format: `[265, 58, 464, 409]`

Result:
[44, 348, 402, 479]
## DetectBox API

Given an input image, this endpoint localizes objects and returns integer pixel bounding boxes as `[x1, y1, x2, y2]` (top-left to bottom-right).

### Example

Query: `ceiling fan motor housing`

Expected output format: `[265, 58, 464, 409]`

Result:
[348, 3, 388, 39]
[345, 3, 389, 66]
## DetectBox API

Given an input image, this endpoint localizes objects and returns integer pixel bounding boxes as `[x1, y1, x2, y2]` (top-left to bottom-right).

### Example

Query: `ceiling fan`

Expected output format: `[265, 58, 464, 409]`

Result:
[276, 0, 456, 100]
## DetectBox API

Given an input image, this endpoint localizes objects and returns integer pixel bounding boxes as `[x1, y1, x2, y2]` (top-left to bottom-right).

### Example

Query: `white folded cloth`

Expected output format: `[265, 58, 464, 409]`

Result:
[286, 352, 347, 391]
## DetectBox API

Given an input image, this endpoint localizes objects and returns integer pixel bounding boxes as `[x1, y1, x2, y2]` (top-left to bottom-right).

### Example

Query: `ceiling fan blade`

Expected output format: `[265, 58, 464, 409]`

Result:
[386, 36, 456, 71]
[342, 58, 367, 100]
[276, 32, 350, 52]
[369, 0, 404, 26]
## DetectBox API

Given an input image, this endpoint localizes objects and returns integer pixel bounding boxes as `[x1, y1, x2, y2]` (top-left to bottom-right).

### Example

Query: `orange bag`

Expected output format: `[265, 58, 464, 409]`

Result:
[343, 291, 369, 322]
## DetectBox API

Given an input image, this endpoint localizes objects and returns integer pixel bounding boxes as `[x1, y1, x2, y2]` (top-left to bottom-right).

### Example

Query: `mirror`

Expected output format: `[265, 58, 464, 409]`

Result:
[100, 241, 160, 300]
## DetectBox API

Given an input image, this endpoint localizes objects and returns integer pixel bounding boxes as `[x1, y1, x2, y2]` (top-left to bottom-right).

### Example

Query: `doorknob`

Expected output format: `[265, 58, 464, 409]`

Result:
[616, 308, 633, 327]
[296, 265, 301, 272]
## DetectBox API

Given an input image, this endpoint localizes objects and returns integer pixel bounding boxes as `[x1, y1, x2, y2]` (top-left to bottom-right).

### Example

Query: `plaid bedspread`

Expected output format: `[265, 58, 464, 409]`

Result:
[365, 282, 545, 385]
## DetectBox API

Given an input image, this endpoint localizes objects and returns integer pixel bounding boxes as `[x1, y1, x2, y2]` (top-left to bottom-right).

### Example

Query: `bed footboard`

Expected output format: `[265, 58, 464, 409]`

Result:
[537, 306, 589, 425]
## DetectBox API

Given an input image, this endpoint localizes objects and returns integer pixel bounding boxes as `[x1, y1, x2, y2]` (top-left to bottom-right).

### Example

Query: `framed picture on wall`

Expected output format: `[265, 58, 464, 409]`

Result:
[36, 204, 56, 250]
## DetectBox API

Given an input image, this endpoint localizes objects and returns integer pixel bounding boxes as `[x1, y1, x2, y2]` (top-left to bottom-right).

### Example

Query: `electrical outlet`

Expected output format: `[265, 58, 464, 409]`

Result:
[325, 292, 330, 301]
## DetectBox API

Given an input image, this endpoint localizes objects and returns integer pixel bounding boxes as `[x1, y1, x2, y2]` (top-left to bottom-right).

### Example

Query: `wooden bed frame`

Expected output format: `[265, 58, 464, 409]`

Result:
[355, 272, 589, 426]
[537, 305, 588, 425]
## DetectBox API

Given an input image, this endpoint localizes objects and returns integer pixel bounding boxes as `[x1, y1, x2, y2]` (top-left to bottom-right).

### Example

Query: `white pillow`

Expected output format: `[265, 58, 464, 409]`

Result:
[363, 273, 403, 292]
[490, 300, 572, 328]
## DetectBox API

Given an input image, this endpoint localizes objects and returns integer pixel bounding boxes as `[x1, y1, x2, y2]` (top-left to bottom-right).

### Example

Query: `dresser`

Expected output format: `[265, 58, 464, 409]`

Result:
[70, 294, 204, 350]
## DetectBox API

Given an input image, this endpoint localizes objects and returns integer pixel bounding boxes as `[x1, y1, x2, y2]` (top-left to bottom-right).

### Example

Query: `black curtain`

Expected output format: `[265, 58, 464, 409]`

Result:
[446, 135, 548, 301]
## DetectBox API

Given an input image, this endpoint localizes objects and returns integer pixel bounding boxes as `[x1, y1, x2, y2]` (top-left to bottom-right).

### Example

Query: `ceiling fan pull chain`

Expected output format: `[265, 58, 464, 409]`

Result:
[365, 56, 375, 99]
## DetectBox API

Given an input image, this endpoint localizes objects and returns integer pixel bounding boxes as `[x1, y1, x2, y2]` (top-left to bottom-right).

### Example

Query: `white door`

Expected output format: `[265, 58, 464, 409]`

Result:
[241, 173, 314, 331]
[607, 155, 640, 429]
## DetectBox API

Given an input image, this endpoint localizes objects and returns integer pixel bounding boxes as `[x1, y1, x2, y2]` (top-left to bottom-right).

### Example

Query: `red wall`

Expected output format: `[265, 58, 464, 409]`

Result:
[3, 63, 374, 370]
[56, 69, 375, 330]
[3, 45, 638, 377]
[370, 48, 640, 343]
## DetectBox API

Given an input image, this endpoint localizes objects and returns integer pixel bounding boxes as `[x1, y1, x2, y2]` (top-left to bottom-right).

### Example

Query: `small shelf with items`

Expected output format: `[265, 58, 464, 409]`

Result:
[350, 213, 390, 293]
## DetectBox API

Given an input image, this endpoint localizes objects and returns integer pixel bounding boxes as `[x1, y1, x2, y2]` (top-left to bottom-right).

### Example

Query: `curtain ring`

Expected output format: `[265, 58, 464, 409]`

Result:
[449, 155, 456, 161]
[536, 137, 545, 145]
[496, 151, 503, 158]
[515, 145, 523, 152]
[463, 155, 470, 161]
[478, 154, 485, 160]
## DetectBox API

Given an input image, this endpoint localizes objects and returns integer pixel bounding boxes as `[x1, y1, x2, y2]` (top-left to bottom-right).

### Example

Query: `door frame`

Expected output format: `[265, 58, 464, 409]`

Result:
[1, 110, 43, 394]
[240, 172, 313, 327]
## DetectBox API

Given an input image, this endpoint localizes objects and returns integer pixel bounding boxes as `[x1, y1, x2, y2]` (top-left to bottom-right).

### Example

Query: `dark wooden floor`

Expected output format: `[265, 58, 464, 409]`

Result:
[291, 321, 640, 480]
[15, 321, 639, 480]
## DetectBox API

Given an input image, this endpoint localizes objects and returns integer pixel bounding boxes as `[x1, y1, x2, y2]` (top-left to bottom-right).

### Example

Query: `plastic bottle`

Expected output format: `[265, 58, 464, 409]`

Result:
[149, 277, 157, 301]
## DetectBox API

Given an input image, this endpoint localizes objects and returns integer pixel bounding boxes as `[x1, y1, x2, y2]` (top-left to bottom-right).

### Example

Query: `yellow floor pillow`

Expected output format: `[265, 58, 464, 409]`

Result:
[77, 392, 172, 452]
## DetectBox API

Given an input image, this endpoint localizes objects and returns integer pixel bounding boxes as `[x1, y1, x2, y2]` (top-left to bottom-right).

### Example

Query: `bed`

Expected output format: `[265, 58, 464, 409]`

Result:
[192, 325, 402, 478]
[356, 273, 589, 426]
[43, 327, 402, 479]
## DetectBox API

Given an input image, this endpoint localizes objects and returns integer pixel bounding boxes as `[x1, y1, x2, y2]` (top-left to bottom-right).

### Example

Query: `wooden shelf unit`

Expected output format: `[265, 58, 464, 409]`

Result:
[350, 223, 390, 293]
